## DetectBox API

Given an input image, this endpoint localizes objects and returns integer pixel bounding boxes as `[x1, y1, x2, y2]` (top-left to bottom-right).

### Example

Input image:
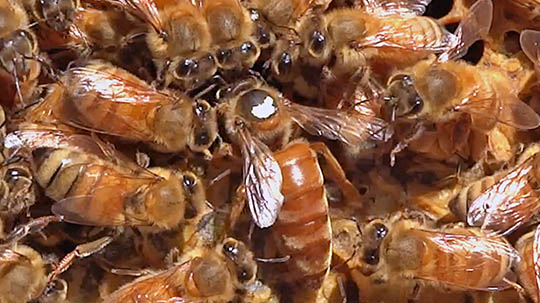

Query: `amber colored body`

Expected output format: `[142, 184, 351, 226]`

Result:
[271, 141, 331, 290]
[375, 219, 515, 291]
[33, 146, 186, 229]
[515, 229, 539, 303]
[104, 252, 235, 303]
[32, 61, 216, 154]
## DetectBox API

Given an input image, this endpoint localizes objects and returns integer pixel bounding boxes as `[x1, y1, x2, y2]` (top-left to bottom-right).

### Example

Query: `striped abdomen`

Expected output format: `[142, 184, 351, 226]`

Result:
[516, 230, 539, 302]
[376, 16, 453, 52]
[32, 148, 150, 225]
[388, 227, 514, 290]
[272, 142, 331, 290]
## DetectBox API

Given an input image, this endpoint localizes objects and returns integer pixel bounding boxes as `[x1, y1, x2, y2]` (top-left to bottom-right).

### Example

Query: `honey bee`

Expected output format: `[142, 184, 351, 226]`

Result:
[109, 0, 216, 88]
[358, 214, 519, 298]
[29, 60, 218, 155]
[0, 245, 49, 303]
[450, 145, 540, 236]
[0, 0, 44, 108]
[219, 77, 388, 228]
[385, 53, 540, 163]
[200, 0, 260, 73]
[23, 0, 79, 32]
[0, 106, 36, 216]
[103, 238, 273, 303]
[6, 129, 208, 229]
[515, 224, 540, 303]
[272, 0, 493, 101]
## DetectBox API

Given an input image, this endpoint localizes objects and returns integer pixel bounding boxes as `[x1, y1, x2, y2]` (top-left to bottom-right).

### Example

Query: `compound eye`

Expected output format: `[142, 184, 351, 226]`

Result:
[309, 30, 326, 55]
[363, 248, 380, 265]
[277, 52, 292, 76]
[241, 42, 255, 55]
[217, 49, 233, 65]
[257, 27, 271, 45]
[237, 89, 278, 122]
[194, 100, 210, 118]
[175, 59, 198, 77]
[5, 167, 31, 183]
[222, 240, 238, 260]
[372, 223, 388, 241]
[183, 174, 197, 193]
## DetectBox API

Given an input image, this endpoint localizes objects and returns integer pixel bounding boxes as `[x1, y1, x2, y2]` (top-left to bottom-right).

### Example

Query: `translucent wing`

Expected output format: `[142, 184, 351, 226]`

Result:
[467, 157, 540, 236]
[51, 163, 159, 226]
[59, 64, 175, 140]
[238, 128, 283, 229]
[520, 30, 540, 76]
[355, 16, 455, 53]
[114, 0, 165, 36]
[457, 91, 540, 131]
[288, 103, 393, 145]
[104, 261, 192, 303]
[439, 0, 493, 62]
[5, 129, 155, 176]
[362, 0, 432, 17]
[534, 224, 540, 303]
[65, 65, 172, 105]
[415, 229, 519, 290]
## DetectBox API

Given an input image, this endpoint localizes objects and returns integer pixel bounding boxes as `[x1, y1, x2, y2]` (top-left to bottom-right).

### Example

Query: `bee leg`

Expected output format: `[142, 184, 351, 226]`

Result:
[310, 142, 364, 206]
[2, 215, 63, 244]
[503, 278, 529, 303]
[390, 122, 426, 166]
[230, 185, 247, 231]
[94, 256, 153, 277]
[336, 272, 348, 303]
[47, 236, 114, 284]
[406, 283, 421, 303]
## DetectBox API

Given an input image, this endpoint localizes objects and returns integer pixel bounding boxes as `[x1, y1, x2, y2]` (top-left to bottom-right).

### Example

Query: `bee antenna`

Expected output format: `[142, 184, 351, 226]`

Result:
[255, 255, 290, 263]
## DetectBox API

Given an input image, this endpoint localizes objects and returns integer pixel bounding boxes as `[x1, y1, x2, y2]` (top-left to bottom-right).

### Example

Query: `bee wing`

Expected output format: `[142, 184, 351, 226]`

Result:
[521, 30, 540, 70]
[51, 164, 160, 226]
[361, 0, 432, 17]
[60, 66, 173, 140]
[114, 0, 164, 35]
[5, 129, 156, 176]
[438, 0, 493, 62]
[105, 261, 192, 303]
[457, 91, 540, 131]
[288, 103, 393, 145]
[467, 157, 540, 236]
[415, 229, 519, 290]
[0, 248, 28, 264]
[238, 129, 284, 229]
[66, 66, 171, 105]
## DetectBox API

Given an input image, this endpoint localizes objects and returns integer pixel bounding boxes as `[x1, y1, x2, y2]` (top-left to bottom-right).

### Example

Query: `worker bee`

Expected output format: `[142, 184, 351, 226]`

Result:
[0, 245, 49, 303]
[515, 224, 540, 303]
[23, 0, 79, 32]
[385, 51, 540, 163]
[29, 60, 217, 156]
[6, 129, 208, 229]
[358, 214, 519, 298]
[270, 0, 493, 101]
[450, 145, 540, 236]
[200, 0, 260, 73]
[110, 0, 216, 89]
[0, 0, 45, 108]
[0, 105, 36, 216]
[219, 77, 389, 228]
[104, 237, 273, 303]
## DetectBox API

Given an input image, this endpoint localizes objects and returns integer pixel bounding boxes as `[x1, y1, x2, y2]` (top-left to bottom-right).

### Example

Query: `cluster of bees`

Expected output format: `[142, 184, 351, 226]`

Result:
[4, 0, 540, 302]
